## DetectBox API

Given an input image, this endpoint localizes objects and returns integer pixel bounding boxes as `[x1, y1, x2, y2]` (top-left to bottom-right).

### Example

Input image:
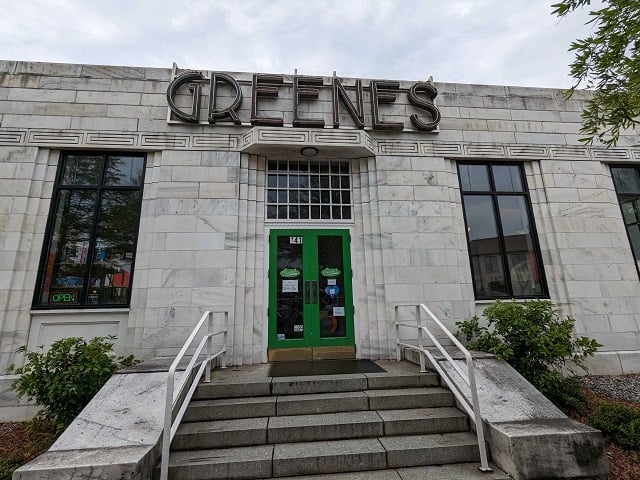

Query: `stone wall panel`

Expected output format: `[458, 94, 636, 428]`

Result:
[0, 61, 638, 384]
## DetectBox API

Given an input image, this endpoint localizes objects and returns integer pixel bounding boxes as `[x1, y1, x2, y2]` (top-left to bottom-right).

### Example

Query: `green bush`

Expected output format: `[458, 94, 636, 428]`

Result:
[0, 455, 21, 480]
[455, 299, 600, 411]
[617, 418, 640, 450]
[8, 336, 137, 432]
[546, 375, 589, 415]
[590, 402, 640, 450]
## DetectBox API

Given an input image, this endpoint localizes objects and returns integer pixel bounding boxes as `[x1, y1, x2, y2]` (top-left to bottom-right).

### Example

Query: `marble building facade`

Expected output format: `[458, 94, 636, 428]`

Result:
[0, 60, 639, 416]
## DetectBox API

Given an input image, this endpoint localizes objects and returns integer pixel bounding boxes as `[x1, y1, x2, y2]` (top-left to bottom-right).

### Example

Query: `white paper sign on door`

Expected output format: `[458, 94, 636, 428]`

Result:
[333, 306, 345, 316]
[282, 279, 298, 293]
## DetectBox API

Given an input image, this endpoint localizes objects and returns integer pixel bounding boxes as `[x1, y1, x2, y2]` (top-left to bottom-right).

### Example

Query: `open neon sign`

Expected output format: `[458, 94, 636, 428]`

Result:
[49, 291, 79, 305]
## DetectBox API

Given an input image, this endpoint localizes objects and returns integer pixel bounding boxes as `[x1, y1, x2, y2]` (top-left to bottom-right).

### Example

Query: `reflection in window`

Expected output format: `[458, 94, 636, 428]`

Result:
[611, 166, 640, 272]
[459, 163, 547, 299]
[35, 152, 145, 308]
[266, 159, 352, 220]
[276, 236, 304, 339]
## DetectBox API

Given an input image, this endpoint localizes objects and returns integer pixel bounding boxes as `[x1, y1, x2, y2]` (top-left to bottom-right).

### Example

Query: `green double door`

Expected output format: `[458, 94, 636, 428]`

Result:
[268, 229, 354, 351]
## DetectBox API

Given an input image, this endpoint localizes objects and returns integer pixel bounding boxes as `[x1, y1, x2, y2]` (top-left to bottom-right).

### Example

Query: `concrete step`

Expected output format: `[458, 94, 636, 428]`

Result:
[365, 372, 440, 389]
[272, 438, 387, 477]
[395, 463, 511, 479]
[277, 387, 453, 416]
[268, 408, 468, 445]
[167, 444, 273, 479]
[173, 417, 268, 451]
[183, 396, 276, 422]
[167, 432, 481, 478]
[175, 407, 469, 450]
[270, 374, 369, 395]
[267, 410, 383, 443]
[380, 432, 480, 469]
[185, 387, 453, 423]
[193, 380, 271, 400]
[174, 411, 382, 450]
[276, 391, 369, 416]
[191, 371, 441, 400]
[277, 462, 512, 480]
[366, 387, 454, 410]
[273, 432, 480, 477]
[379, 407, 468, 436]
[270, 372, 440, 395]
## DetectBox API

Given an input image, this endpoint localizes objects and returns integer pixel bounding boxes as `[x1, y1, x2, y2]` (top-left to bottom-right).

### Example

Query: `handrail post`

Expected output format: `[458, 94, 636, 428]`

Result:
[221, 311, 228, 368]
[416, 305, 426, 373]
[467, 358, 491, 472]
[160, 368, 175, 480]
[205, 311, 213, 383]
[394, 306, 401, 361]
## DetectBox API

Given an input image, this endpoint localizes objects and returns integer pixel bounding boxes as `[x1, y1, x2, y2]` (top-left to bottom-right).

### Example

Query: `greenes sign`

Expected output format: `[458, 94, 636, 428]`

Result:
[167, 71, 441, 132]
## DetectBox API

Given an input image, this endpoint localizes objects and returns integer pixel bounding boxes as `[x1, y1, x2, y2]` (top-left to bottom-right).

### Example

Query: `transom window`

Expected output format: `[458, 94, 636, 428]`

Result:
[458, 162, 547, 299]
[266, 159, 352, 220]
[34, 152, 145, 308]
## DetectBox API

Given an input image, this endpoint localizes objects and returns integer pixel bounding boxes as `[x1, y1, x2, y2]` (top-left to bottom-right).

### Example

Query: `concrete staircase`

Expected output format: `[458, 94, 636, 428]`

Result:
[159, 364, 510, 479]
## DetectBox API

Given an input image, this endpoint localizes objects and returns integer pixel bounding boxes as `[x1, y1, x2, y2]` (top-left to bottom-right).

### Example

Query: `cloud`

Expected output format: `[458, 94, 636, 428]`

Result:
[0, 0, 601, 88]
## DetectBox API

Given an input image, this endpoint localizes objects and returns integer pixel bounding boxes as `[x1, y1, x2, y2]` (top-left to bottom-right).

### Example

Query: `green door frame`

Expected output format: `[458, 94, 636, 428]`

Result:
[268, 229, 355, 350]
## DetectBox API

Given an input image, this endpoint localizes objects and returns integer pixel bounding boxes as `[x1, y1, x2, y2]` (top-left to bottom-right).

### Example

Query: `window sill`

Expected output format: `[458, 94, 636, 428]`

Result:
[265, 219, 355, 226]
[30, 308, 130, 315]
[474, 296, 550, 304]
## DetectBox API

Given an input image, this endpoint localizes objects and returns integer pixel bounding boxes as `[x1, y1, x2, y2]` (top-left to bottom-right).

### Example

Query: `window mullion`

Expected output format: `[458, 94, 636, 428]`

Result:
[461, 193, 482, 298]
[486, 166, 512, 297]
[126, 188, 145, 306]
[81, 154, 107, 304]
[633, 198, 640, 225]
[492, 192, 514, 297]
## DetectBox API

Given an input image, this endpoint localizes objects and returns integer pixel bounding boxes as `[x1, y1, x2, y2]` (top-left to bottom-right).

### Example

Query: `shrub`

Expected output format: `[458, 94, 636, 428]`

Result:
[546, 375, 589, 415]
[455, 299, 600, 411]
[590, 402, 640, 450]
[617, 418, 640, 450]
[0, 455, 21, 480]
[8, 336, 137, 432]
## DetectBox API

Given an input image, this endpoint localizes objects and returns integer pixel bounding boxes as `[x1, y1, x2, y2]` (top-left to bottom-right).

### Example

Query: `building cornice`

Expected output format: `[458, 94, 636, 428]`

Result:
[1, 126, 639, 162]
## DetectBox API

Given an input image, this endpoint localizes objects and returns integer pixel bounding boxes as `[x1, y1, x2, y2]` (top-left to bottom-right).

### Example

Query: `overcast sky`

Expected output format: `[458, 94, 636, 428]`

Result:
[0, 0, 600, 88]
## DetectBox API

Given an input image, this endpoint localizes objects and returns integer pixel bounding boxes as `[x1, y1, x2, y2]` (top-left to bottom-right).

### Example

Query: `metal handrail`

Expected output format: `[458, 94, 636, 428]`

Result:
[159, 310, 228, 480]
[394, 303, 491, 472]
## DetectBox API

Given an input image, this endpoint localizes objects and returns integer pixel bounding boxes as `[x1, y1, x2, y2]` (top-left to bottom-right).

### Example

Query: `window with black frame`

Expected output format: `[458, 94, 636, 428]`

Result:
[458, 162, 547, 299]
[266, 159, 352, 221]
[34, 152, 145, 308]
[610, 166, 640, 273]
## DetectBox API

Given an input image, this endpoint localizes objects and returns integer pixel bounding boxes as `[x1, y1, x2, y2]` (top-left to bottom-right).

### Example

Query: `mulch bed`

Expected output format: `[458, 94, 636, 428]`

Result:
[0, 421, 57, 480]
[570, 380, 640, 480]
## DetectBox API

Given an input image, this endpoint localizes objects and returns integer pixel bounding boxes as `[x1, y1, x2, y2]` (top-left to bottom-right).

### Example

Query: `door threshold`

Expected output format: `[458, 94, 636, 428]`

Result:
[268, 359, 385, 377]
[268, 346, 355, 362]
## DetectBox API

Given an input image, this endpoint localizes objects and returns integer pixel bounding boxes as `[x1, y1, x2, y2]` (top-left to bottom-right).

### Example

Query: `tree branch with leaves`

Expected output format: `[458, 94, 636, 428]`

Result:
[553, 0, 640, 146]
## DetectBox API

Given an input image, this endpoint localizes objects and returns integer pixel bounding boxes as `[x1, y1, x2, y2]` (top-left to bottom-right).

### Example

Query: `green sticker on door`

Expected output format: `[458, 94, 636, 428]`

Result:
[280, 268, 301, 278]
[320, 267, 341, 277]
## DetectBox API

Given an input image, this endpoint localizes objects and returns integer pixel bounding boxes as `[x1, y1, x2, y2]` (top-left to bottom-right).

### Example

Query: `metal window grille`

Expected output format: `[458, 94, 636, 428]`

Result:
[266, 159, 352, 221]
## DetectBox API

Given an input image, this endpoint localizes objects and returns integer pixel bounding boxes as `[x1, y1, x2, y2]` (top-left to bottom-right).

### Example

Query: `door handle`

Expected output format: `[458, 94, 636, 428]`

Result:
[305, 281, 311, 304]
[304, 281, 318, 304]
